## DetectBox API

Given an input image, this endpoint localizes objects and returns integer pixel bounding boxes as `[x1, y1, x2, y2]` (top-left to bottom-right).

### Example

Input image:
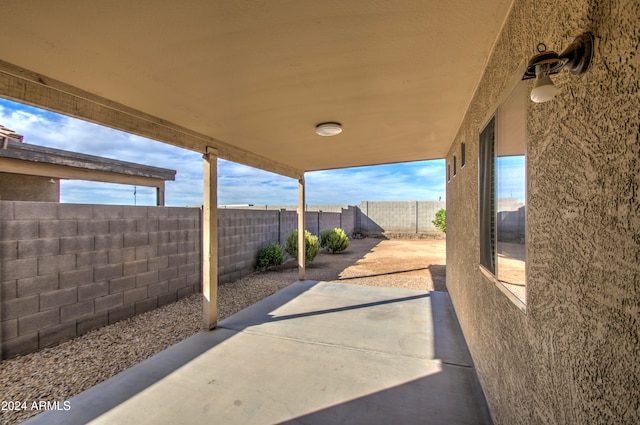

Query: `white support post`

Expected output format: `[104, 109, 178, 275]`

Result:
[202, 148, 218, 330]
[298, 175, 306, 280]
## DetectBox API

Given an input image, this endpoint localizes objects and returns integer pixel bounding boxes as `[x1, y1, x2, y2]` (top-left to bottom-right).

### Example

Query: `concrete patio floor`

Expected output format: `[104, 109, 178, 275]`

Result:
[23, 281, 492, 425]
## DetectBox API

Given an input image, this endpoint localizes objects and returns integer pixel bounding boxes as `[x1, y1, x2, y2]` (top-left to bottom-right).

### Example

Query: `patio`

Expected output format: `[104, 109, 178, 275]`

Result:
[23, 281, 491, 425]
[2, 1, 638, 422]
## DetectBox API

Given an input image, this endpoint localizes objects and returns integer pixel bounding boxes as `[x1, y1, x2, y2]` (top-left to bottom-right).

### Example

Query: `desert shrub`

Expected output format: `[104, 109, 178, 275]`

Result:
[320, 228, 350, 253]
[432, 208, 446, 233]
[256, 242, 285, 271]
[285, 229, 319, 264]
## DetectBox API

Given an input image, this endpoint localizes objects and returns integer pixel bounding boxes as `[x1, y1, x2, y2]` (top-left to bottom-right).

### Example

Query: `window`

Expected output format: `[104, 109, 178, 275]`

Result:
[461, 142, 466, 167]
[479, 81, 527, 306]
[479, 119, 496, 274]
[447, 163, 451, 182]
[453, 156, 457, 176]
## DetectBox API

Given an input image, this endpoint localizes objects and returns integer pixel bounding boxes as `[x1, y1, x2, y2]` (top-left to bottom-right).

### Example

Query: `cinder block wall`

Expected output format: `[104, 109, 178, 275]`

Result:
[318, 211, 341, 232]
[0, 201, 201, 359]
[245, 204, 348, 213]
[217, 208, 347, 284]
[363, 201, 417, 233]
[247, 202, 445, 236]
[279, 210, 298, 243]
[417, 201, 446, 233]
[358, 201, 445, 236]
[341, 206, 357, 235]
[218, 209, 279, 284]
[304, 211, 319, 236]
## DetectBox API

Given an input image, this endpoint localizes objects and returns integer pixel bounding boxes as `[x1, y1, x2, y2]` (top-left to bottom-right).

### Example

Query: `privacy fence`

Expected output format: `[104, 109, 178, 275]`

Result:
[1, 200, 444, 358]
[0, 202, 201, 358]
[244, 200, 446, 237]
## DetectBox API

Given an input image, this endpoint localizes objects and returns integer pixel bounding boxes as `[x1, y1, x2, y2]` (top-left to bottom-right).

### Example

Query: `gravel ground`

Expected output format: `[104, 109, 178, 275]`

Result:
[0, 238, 445, 425]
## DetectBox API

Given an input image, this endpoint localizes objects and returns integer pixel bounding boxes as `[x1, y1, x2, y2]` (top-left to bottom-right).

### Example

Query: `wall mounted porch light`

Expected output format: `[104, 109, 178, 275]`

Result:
[315, 122, 342, 136]
[522, 32, 594, 103]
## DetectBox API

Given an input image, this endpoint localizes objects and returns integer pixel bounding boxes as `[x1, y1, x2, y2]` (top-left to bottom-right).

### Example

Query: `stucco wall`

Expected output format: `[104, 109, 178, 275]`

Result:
[0, 173, 59, 202]
[445, 1, 639, 424]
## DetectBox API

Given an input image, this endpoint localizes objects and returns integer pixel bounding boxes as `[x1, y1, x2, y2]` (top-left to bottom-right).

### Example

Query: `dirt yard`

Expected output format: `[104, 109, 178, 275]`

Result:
[268, 237, 446, 291]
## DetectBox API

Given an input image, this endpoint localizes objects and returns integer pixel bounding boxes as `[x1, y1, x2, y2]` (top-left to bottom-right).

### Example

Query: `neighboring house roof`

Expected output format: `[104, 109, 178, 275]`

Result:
[0, 124, 175, 204]
[0, 124, 24, 146]
[0, 140, 176, 182]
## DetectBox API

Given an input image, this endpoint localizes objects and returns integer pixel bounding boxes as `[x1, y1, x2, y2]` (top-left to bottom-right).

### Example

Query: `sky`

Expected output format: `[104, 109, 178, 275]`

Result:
[0, 98, 446, 207]
[497, 156, 526, 203]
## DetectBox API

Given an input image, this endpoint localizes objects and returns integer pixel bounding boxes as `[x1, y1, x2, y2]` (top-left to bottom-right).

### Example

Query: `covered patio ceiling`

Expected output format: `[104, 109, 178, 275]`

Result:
[0, 0, 514, 177]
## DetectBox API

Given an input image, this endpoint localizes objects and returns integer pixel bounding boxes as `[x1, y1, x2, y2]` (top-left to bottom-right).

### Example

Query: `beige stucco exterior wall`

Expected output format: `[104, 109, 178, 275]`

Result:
[445, 0, 639, 424]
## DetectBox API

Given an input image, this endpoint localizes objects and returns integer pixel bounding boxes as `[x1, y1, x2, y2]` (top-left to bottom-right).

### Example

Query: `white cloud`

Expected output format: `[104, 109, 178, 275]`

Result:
[1, 100, 205, 206]
[218, 160, 297, 205]
[306, 161, 446, 204]
[60, 181, 157, 205]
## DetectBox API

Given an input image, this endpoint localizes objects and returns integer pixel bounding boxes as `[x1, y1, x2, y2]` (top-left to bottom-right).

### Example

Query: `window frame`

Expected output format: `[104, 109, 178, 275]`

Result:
[477, 62, 528, 312]
[479, 117, 496, 275]
[461, 142, 466, 168]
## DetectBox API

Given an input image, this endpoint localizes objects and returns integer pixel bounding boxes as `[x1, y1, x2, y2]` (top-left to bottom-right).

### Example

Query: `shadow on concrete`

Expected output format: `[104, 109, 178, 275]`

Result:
[25, 282, 490, 425]
[276, 372, 489, 425]
[336, 266, 431, 281]
[274, 288, 489, 425]
[222, 290, 430, 328]
[334, 264, 447, 293]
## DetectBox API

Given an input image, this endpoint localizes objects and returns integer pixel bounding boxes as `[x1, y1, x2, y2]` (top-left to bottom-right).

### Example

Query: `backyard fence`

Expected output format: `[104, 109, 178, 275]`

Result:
[0, 202, 201, 358]
[217, 208, 345, 283]
[246, 201, 446, 237]
[1, 200, 444, 358]
[357, 201, 445, 236]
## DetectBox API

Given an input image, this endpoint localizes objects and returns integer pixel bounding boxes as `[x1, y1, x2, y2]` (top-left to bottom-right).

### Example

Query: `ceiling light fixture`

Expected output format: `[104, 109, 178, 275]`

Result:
[315, 122, 342, 137]
[522, 32, 594, 103]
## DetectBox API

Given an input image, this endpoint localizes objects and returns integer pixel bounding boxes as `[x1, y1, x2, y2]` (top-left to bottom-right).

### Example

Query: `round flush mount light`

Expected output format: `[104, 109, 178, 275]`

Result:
[315, 122, 342, 137]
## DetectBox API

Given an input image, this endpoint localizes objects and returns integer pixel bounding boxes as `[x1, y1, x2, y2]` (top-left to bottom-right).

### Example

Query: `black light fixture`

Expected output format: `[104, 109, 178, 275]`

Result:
[522, 32, 594, 103]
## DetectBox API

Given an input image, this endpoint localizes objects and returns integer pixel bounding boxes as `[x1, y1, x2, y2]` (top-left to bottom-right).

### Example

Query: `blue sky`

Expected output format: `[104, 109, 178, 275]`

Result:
[0, 98, 446, 207]
[497, 156, 526, 203]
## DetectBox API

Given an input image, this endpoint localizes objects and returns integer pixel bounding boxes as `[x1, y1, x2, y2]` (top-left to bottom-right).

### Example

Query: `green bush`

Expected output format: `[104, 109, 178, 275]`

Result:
[256, 242, 285, 271]
[320, 228, 350, 253]
[432, 208, 446, 233]
[285, 230, 319, 264]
